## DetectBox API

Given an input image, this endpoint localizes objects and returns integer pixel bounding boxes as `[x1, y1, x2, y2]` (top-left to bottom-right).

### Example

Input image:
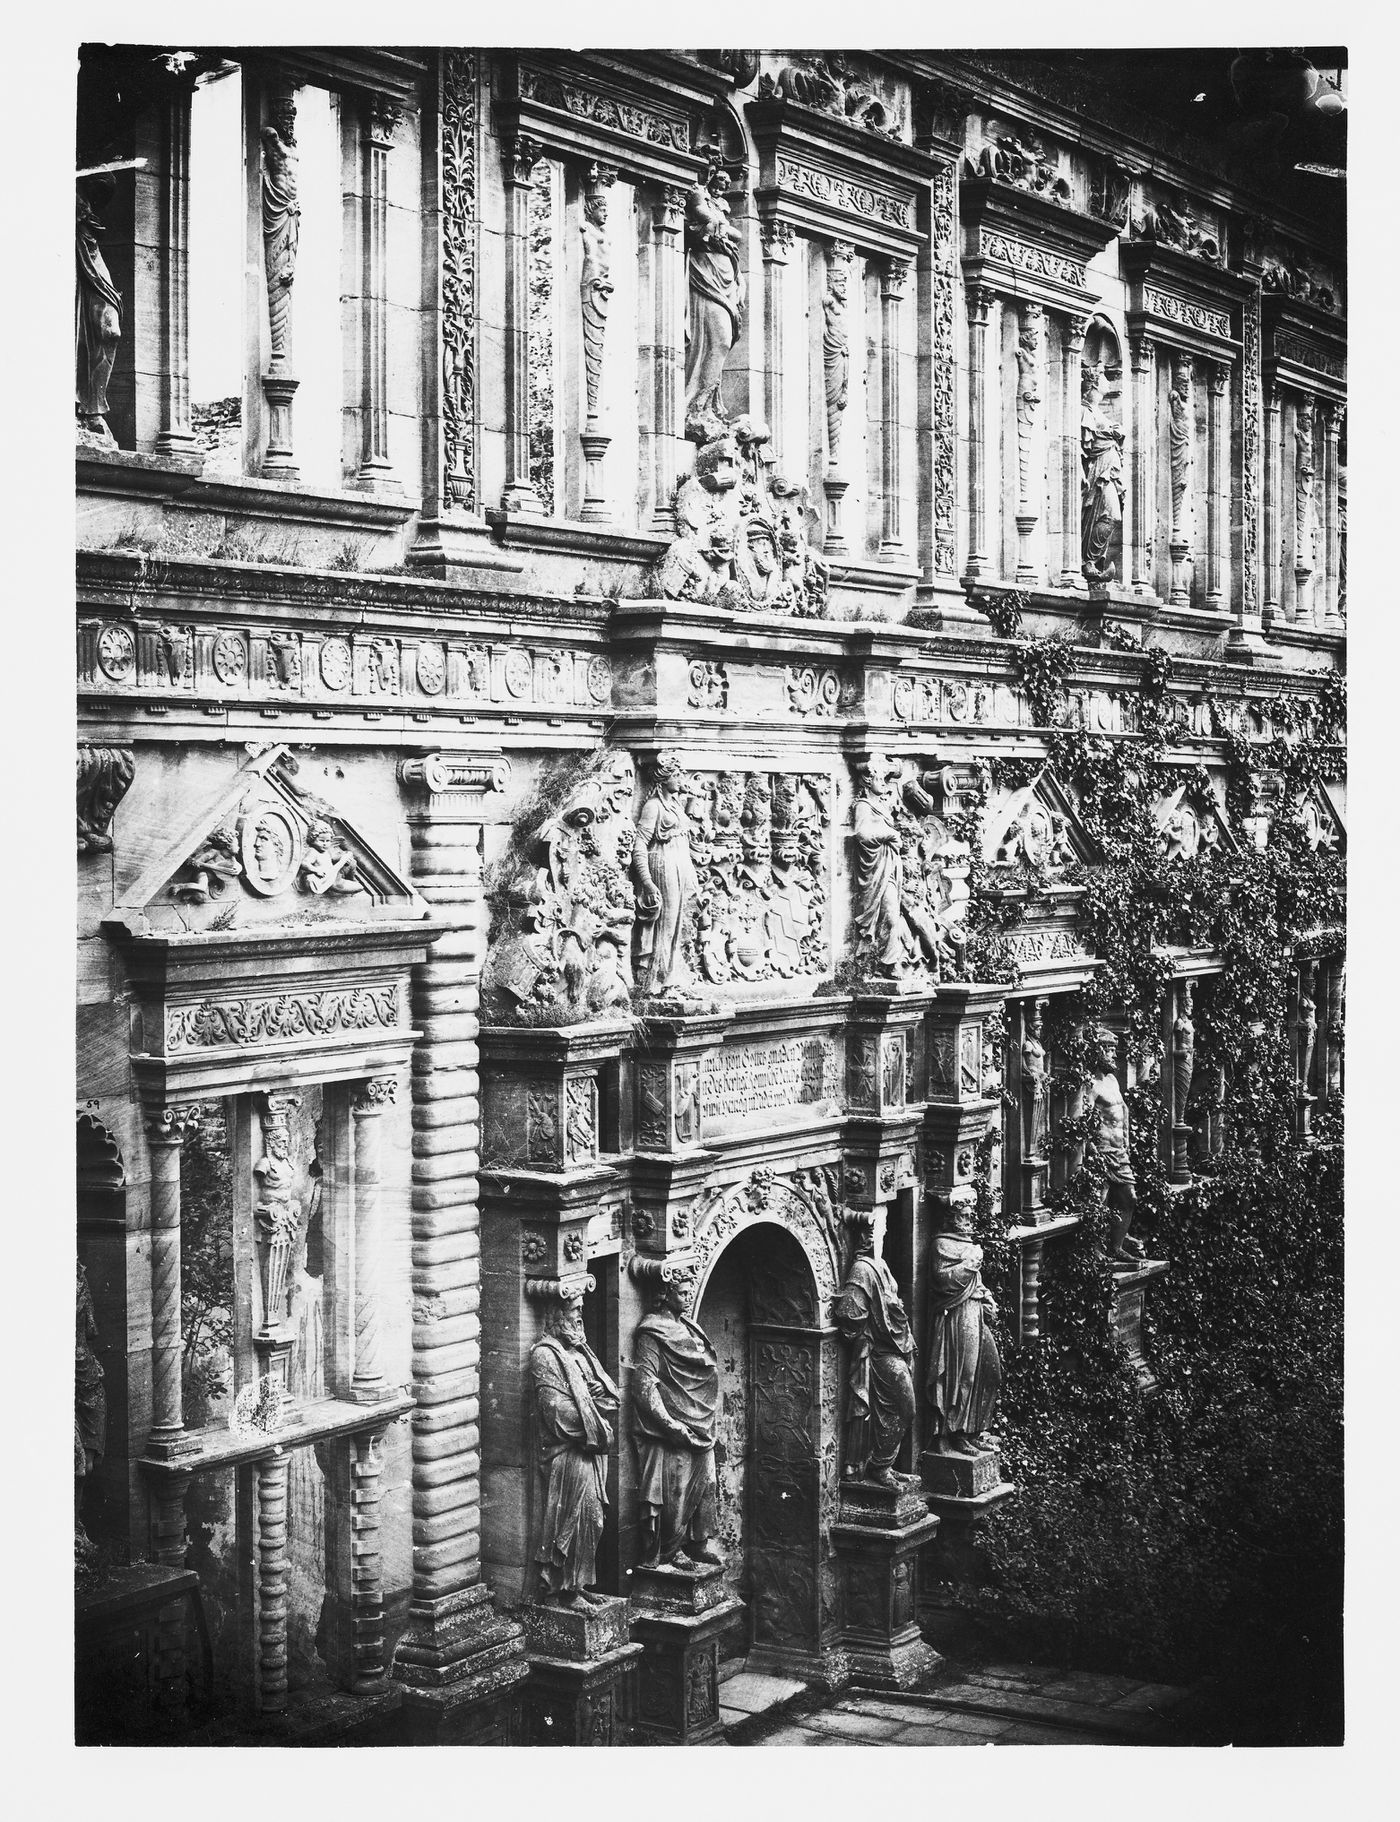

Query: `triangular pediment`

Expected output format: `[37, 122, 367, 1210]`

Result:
[109, 746, 427, 937]
[982, 767, 1097, 875]
[1294, 780, 1346, 856]
[1150, 780, 1242, 863]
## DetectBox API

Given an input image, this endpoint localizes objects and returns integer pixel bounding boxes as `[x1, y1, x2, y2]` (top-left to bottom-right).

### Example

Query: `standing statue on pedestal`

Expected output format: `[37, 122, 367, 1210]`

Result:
[75, 1260, 107, 1538]
[852, 755, 909, 978]
[579, 179, 613, 429]
[76, 177, 122, 449]
[632, 1272, 722, 1568]
[632, 752, 699, 997]
[1168, 356, 1195, 576]
[527, 1290, 621, 1607]
[926, 1211, 1001, 1456]
[1021, 997, 1051, 1160]
[254, 1116, 301, 1329]
[261, 96, 301, 364]
[1089, 1030, 1145, 1262]
[822, 244, 852, 464]
[1295, 404, 1318, 582]
[835, 1218, 916, 1488]
[1081, 362, 1126, 584]
[684, 158, 746, 442]
[1297, 961, 1319, 1098]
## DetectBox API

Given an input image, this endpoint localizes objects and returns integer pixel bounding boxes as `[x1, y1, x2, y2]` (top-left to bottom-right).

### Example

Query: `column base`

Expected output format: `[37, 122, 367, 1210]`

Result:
[522, 1599, 643, 1747]
[392, 1581, 531, 1739]
[831, 1477, 942, 1691]
[1112, 1258, 1170, 1392]
[919, 1462, 1016, 1609]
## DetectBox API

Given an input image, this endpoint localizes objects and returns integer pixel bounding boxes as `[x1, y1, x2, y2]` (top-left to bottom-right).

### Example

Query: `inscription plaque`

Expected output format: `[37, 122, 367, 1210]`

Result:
[700, 1035, 840, 1134]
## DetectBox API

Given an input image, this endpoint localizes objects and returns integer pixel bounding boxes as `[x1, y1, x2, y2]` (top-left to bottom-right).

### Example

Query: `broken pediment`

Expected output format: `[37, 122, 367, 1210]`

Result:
[106, 746, 428, 938]
[981, 768, 1096, 877]
[1151, 781, 1242, 863]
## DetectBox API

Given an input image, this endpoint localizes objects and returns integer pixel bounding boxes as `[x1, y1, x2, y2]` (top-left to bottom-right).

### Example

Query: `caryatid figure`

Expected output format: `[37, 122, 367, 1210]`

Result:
[926, 1209, 1001, 1456]
[631, 1270, 722, 1569]
[527, 1290, 621, 1606]
[632, 752, 699, 995]
[1172, 982, 1196, 1122]
[1088, 1028, 1146, 1262]
[76, 177, 122, 447]
[1021, 998, 1051, 1161]
[834, 1217, 917, 1488]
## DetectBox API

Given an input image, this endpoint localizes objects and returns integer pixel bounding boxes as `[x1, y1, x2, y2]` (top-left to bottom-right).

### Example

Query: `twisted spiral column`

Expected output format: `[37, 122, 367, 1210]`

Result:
[350, 1428, 388, 1692]
[257, 1450, 291, 1713]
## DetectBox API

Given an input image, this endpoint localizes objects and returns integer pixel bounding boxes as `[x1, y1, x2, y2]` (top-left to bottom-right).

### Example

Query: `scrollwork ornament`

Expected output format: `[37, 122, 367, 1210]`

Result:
[354, 1075, 398, 1113]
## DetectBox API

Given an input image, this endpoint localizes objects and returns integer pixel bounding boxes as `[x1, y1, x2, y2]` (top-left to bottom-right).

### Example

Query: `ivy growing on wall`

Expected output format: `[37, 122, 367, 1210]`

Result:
[949, 636, 1346, 1746]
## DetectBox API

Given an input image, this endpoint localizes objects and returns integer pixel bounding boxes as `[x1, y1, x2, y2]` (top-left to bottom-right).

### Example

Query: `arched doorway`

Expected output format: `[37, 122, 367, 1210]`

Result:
[693, 1205, 841, 1679]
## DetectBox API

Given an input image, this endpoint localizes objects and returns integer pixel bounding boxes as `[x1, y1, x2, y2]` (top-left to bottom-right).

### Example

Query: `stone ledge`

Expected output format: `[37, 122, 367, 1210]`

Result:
[78, 450, 421, 528]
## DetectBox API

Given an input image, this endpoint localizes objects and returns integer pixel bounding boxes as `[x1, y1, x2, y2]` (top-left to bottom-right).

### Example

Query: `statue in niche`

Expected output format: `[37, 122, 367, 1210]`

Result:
[1295, 405, 1318, 579]
[75, 1260, 107, 1535]
[1172, 983, 1196, 1122]
[1022, 998, 1051, 1161]
[633, 752, 699, 997]
[632, 1271, 722, 1568]
[835, 1216, 917, 1487]
[1014, 309, 1042, 506]
[482, 754, 637, 1023]
[76, 176, 123, 448]
[1088, 1030, 1145, 1262]
[299, 820, 363, 896]
[1169, 355, 1196, 547]
[528, 1288, 621, 1605]
[684, 157, 746, 444]
[926, 1209, 1001, 1455]
[822, 246, 852, 465]
[1297, 961, 1319, 1098]
[852, 754, 910, 977]
[260, 93, 300, 363]
[658, 433, 741, 601]
[579, 173, 614, 433]
[1081, 362, 1126, 584]
[254, 1110, 301, 1330]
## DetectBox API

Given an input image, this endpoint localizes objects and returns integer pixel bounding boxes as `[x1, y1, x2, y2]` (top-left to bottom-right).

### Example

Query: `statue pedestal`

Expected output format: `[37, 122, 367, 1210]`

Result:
[919, 1448, 1016, 1609]
[629, 1562, 743, 1744]
[393, 1583, 530, 1745]
[831, 1475, 942, 1690]
[521, 1598, 642, 1746]
[1112, 1258, 1170, 1392]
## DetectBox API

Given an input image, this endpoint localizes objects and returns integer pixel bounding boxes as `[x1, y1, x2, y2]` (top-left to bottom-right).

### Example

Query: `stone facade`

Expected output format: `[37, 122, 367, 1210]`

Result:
[75, 45, 1345, 1744]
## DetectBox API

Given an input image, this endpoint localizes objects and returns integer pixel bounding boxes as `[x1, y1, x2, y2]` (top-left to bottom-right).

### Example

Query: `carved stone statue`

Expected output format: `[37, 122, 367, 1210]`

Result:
[852, 756, 970, 983]
[658, 432, 741, 601]
[1081, 362, 1126, 583]
[1295, 403, 1317, 581]
[1297, 961, 1319, 1098]
[1172, 982, 1196, 1121]
[76, 745, 134, 854]
[632, 752, 699, 997]
[76, 177, 123, 448]
[926, 1211, 1001, 1455]
[1022, 998, 1051, 1160]
[717, 516, 796, 613]
[75, 1259, 107, 1532]
[1169, 355, 1195, 548]
[260, 96, 301, 364]
[822, 245, 852, 464]
[527, 1290, 620, 1605]
[1088, 1030, 1145, 1262]
[579, 177, 614, 431]
[835, 1218, 917, 1487]
[684, 160, 746, 443]
[1014, 308, 1042, 507]
[768, 472, 829, 617]
[852, 755, 910, 977]
[632, 1272, 722, 1568]
[299, 820, 363, 895]
[254, 1114, 301, 1329]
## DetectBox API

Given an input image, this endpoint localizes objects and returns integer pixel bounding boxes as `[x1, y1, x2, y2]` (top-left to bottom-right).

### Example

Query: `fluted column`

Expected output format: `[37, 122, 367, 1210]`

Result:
[501, 134, 544, 514]
[392, 754, 528, 1725]
[648, 184, 686, 534]
[877, 258, 908, 561]
[1263, 380, 1282, 627]
[257, 1450, 291, 1714]
[759, 216, 794, 470]
[1058, 313, 1087, 587]
[1129, 331, 1156, 598]
[822, 239, 855, 556]
[352, 1075, 398, 1403]
[962, 284, 994, 583]
[155, 73, 197, 459]
[1206, 362, 1229, 609]
[1322, 404, 1343, 626]
[356, 97, 400, 490]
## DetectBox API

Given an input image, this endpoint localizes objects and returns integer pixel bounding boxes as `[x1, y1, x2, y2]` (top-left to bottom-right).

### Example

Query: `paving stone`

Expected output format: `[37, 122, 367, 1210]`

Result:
[995, 1723, 1105, 1744]
[888, 1723, 1004, 1746]
[1035, 1672, 1142, 1704]
[797, 1709, 910, 1743]
[738, 1723, 834, 1747]
[835, 1697, 1015, 1737]
[1105, 1681, 1189, 1713]
[977, 1662, 1061, 1687]
[719, 1671, 808, 1715]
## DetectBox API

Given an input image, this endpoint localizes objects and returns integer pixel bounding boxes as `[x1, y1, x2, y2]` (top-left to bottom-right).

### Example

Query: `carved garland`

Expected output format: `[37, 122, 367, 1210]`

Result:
[165, 985, 401, 1051]
[441, 50, 479, 514]
[931, 163, 957, 576]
